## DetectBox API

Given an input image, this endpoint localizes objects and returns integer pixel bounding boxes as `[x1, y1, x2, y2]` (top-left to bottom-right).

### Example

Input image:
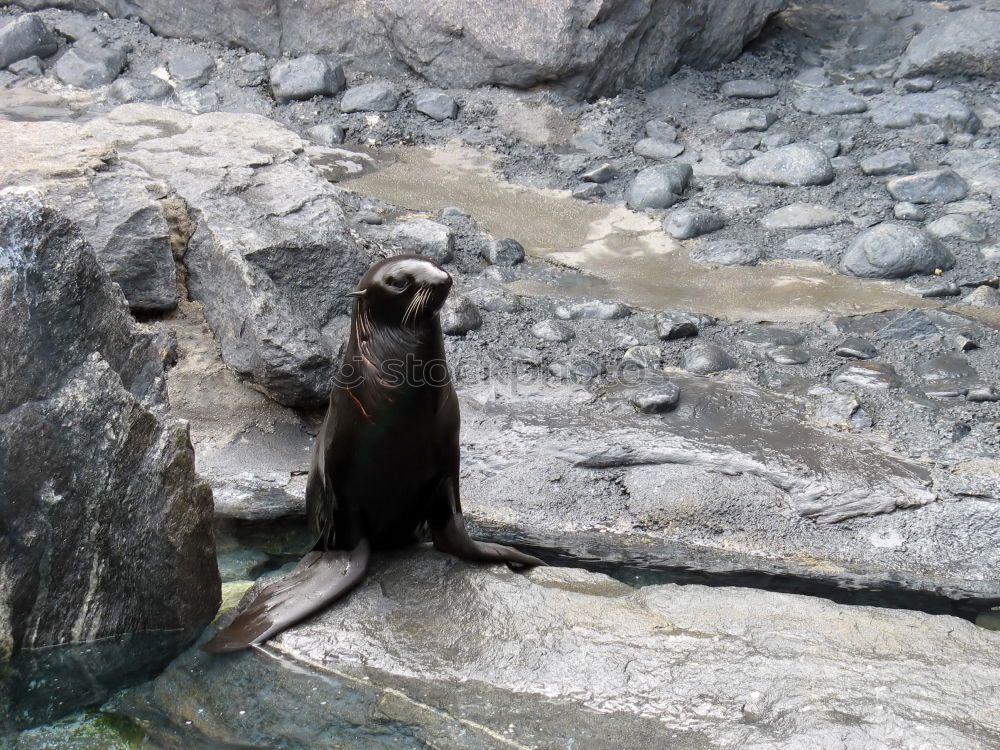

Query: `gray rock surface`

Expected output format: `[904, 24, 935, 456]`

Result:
[689, 239, 762, 266]
[841, 222, 954, 279]
[531, 318, 575, 342]
[50, 0, 787, 99]
[886, 169, 969, 204]
[0, 13, 57, 69]
[383, 218, 455, 263]
[793, 87, 867, 116]
[340, 81, 399, 113]
[927, 213, 987, 242]
[860, 148, 916, 176]
[0, 189, 218, 656]
[719, 78, 777, 98]
[682, 343, 735, 373]
[485, 237, 524, 266]
[166, 48, 214, 87]
[0, 119, 177, 312]
[554, 299, 631, 320]
[737, 144, 834, 186]
[633, 137, 684, 161]
[413, 89, 457, 121]
[53, 39, 127, 88]
[662, 206, 724, 239]
[630, 383, 680, 413]
[761, 202, 842, 230]
[896, 8, 1000, 80]
[710, 107, 777, 132]
[269, 54, 345, 102]
[869, 92, 981, 133]
[440, 295, 482, 335]
[625, 162, 692, 210]
[305, 122, 345, 145]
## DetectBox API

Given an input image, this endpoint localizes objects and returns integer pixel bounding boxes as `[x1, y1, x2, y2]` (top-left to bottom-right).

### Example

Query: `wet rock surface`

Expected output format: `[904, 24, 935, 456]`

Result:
[115, 550, 1000, 749]
[0, 191, 218, 662]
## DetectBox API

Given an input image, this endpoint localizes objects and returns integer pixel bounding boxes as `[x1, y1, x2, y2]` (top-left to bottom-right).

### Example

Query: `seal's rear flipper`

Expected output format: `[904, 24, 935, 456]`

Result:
[432, 514, 544, 568]
[201, 540, 370, 654]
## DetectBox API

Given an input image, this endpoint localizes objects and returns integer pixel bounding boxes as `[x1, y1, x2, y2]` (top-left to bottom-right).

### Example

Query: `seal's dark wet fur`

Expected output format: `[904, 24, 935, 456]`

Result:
[202, 255, 542, 653]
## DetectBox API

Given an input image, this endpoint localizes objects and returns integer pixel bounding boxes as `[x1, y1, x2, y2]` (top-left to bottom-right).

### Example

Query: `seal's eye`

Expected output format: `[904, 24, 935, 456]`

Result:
[387, 276, 409, 291]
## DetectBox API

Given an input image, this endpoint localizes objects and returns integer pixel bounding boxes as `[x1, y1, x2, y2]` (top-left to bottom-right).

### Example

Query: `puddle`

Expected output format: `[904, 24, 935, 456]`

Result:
[342, 143, 935, 323]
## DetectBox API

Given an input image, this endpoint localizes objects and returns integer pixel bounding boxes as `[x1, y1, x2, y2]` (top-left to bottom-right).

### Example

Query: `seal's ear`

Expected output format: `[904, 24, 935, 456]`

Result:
[344, 290, 366, 299]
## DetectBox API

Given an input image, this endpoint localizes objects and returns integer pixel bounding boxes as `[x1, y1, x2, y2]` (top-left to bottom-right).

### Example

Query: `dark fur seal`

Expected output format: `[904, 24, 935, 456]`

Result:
[202, 255, 542, 653]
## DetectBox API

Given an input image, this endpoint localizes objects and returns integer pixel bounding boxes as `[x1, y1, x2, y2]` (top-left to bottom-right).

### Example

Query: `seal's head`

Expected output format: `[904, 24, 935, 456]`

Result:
[350, 254, 453, 326]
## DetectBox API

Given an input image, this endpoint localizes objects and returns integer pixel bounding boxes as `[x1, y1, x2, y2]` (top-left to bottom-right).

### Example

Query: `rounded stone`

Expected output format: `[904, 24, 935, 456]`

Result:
[720, 80, 778, 98]
[440, 296, 483, 336]
[793, 88, 868, 116]
[340, 82, 399, 112]
[683, 344, 736, 375]
[832, 362, 902, 389]
[621, 346, 662, 370]
[916, 354, 978, 381]
[554, 300, 631, 320]
[531, 319, 575, 343]
[841, 223, 954, 279]
[580, 163, 617, 183]
[886, 169, 968, 204]
[835, 338, 877, 359]
[634, 138, 684, 161]
[413, 89, 458, 121]
[625, 163, 693, 210]
[689, 239, 762, 267]
[305, 123, 345, 146]
[485, 238, 525, 267]
[167, 48, 215, 87]
[387, 219, 454, 264]
[926, 214, 987, 242]
[761, 203, 842, 230]
[962, 285, 1000, 308]
[767, 346, 810, 365]
[737, 145, 835, 187]
[630, 383, 681, 414]
[655, 311, 701, 340]
[893, 202, 925, 221]
[269, 54, 345, 102]
[549, 357, 605, 382]
[710, 108, 778, 132]
[860, 149, 916, 176]
[663, 207, 725, 240]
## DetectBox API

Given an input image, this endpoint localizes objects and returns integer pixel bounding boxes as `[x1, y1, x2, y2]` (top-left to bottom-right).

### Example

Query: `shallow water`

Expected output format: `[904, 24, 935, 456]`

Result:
[341, 144, 935, 323]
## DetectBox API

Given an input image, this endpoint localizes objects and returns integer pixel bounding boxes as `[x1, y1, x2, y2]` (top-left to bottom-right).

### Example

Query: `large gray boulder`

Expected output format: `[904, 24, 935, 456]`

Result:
[0, 119, 177, 312]
[86, 105, 373, 407]
[895, 8, 1000, 80]
[116, 549, 1000, 748]
[20, 0, 787, 98]
[0, 189, 219, 658]
[841, 223, 955, 279]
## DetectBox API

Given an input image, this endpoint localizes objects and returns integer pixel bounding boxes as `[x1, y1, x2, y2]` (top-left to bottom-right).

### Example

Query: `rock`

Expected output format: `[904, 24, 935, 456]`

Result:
[895, 9, 1000, 80]
[792, 66, 829, 88]
[440, 295, 482, 336]
[109, 75, 174, 102]
[484, 237, 524, 267]
[167, 48, 215, 87]
[630, 384, 681, 413]
[896, 77, 935, 93]
[0, 13, 58, 69]
[572, 183, 605, 200]
[859, 148, 916, 176]
[117, 549, 1000, 749]
[710, 108, 777, 132]
[621, 345, 661, 370]
[760, 131, 794, 149]
[554, 299, 631, 320]
[340, 81, 399, 113]
[549, 357, 605, 382]
[8, 54, 43, 76]
[305, 123, 345, 146]
[811, 138, 840, 158]
[870, 93, 981, 133]
[927, 214, 987, 242]
[0, 189, 218, 659]
[644, 120, 677, 141]
[836, 337, 877, 359]
[761, 203, 842, 230]
[531, 319, 574, 343]
[721, 148, 754, 166]
[654, 311, 701, 340]
[269, 54, 345, 102]
[967, 386, 1000, 403]
[740, 327, 803, 349]
[811, 388, 865, 429]
[413, 89, 457, 121]
[767, 346, 809, 365]
[841, 223, 954, 279]
[0, 119, 178, 312]
[783, 232, 835, 255]
[886, 169, 968, 204]
[579, 163, 616, 183]
[916, 355, 978, 381]
[833, 362, 903, 389]
[625, 163, 692, 210]
[633, 137, 684, 161]
[720, 79, 778, 98]
[722, 133, 760, 150]
[894, 202, 925, 221]
[386, 219, 454, 263]
[793, 88, 868, 116]
[689, 239, 762, 266]
[662, 207, 724, 240]
[737, 144, 835, 186]
[907, 123, 949, 145]
[876, 311, 941, 342]
[73, 1, 785, 99]
[683, 343, 736, 374]
[54, 39, 127, 88]
[852, 80, 884, 95]
[962, 285, 1000, 307]
[915, 282, 961, 298]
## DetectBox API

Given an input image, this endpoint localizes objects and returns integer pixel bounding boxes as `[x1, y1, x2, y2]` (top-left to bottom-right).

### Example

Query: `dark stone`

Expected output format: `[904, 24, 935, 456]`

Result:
[8, 54, 43, 76]
[915, 355, 978, 382]
[625, 163, 692, 210]
[340, 82, 400, 113]
[549, 357, 605, 382]
[440, 295, 483, 336]
[886, 169, 968, 204]
[742, 327, 804, 347]
[915, 282, 961, 298]
[305, 123, 346, 145]
[580, 163, 617, 183]
[662, 207, 724, 240]
[710, 108, 777, 132]
[0, 14, 58, 69]
[720, 79, 778, 98]
[683, 344, 736, 374]
[554, 300, 631, 320]
[793, 88, 868, 116]
[621, 345, 662, 370]
[832, 362, 903, 389]
[53, 39, 127, 88]
[655, 311, 700, 340]
[689, 239, 762, 266]
[572, 183, 605, 200]
[269, 54, 345, 102]
[835, 337, 877, 359]
[109, 75, 173, 102]
[737, 144, 835, 186]
[531, 319, 575, 342]
[0, 190, 219, 658]
[413, 89, 457, 121]
[841, 223, 954, 279]
[167, 48, 215, 87]
[859, 149, 916, 176]
[767, 346, 810, 365]
[634, 138, 684, 161]
[630, 383, 681, 414]
[485, 238, 525, 267]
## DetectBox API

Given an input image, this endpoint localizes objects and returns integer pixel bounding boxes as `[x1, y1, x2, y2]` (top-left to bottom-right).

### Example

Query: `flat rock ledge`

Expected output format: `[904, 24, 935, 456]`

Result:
[119, 549, 1000, 749]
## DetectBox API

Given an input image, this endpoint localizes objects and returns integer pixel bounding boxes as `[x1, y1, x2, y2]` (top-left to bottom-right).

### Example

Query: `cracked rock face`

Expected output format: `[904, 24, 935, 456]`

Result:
[116, 549, 1000, 749]
[0, 190, 219, 659]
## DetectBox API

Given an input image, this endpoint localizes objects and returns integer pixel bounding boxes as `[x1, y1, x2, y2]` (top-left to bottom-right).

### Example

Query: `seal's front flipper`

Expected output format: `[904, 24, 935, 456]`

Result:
[431, 514, 544, 568]
[201, 540, 370, 654]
